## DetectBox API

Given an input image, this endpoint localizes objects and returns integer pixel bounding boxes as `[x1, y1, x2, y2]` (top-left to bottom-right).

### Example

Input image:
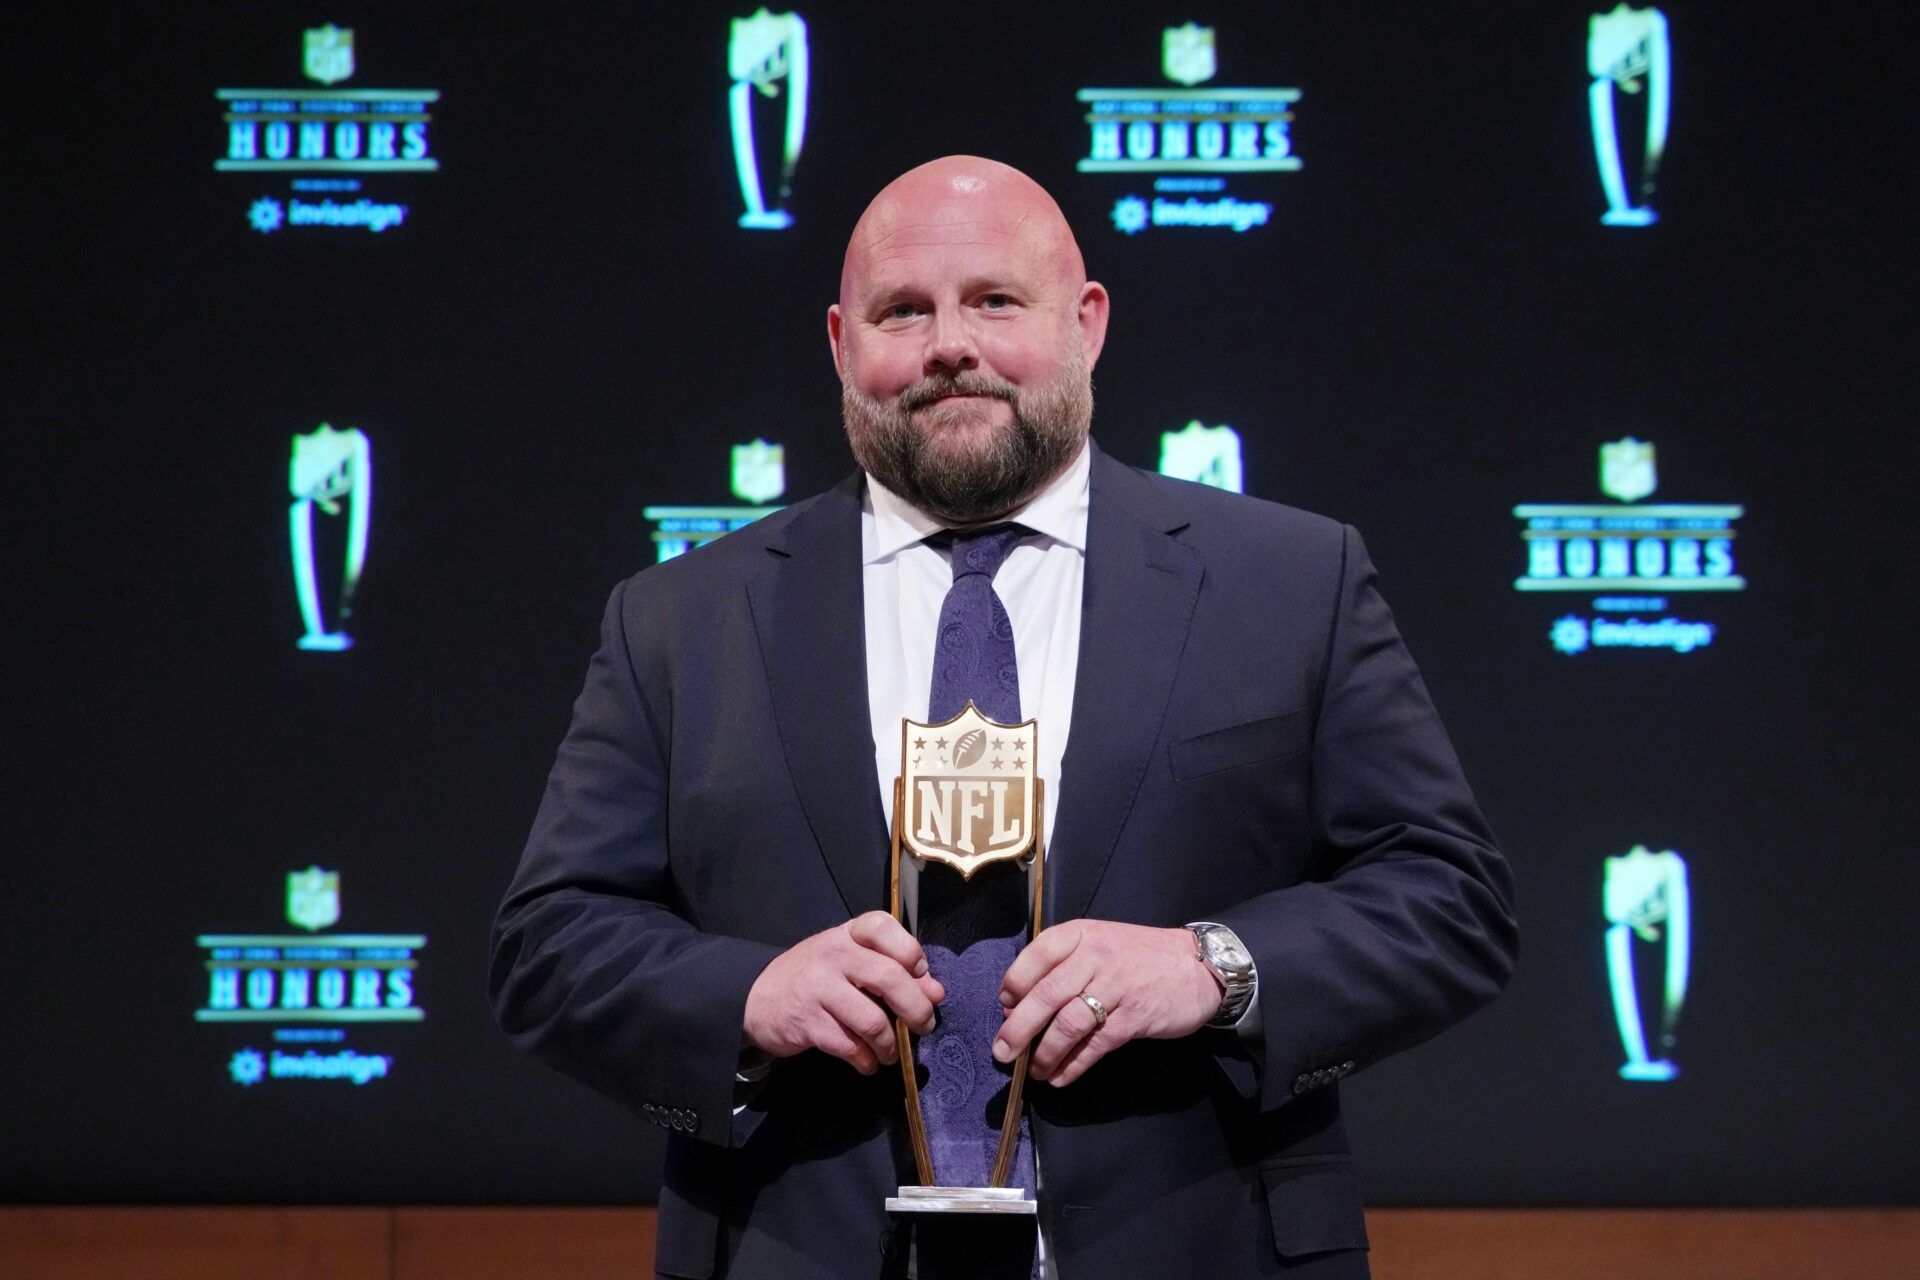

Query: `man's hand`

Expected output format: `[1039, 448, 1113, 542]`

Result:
[743, 910, 945, 1075]
[994, 920, 1223, 1087]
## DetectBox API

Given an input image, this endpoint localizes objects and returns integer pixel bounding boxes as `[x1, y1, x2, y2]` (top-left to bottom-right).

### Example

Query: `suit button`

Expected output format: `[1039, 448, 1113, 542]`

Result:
[643, 1103, 658, 1122]
[1292, 1076, 1308, 1095]
[1339, 1061, 1355, 1076]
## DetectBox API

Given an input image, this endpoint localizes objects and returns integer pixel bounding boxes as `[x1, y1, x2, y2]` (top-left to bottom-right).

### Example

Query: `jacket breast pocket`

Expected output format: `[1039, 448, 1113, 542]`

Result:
[1259, 1154, 1370, 1263]
[1167, 709, 1309, 782]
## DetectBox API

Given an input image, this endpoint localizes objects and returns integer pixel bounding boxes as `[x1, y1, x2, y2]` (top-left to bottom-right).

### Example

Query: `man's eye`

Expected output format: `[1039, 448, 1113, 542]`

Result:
[982, 294, 1011, 309]
[886, 303, 918, 320]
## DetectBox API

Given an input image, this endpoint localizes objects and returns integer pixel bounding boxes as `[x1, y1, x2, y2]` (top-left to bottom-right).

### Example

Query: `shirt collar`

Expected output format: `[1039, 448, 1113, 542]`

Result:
[863, 438, 1091, 565]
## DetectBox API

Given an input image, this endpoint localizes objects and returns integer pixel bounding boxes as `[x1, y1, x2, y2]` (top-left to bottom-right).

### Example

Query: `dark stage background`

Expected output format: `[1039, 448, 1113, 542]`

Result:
[7, 1, 1917, 1207]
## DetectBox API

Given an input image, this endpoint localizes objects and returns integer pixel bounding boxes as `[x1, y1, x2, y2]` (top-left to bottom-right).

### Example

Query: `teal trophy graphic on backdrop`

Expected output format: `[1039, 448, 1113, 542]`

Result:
[289, 424, 371, 651]
[729, 9, 809, 229]
[1158, 421, 1244, 493]
[1588, 5, 1670, 227]
[1604, 846, 1690, 1081]
[644, 439, 786, 560]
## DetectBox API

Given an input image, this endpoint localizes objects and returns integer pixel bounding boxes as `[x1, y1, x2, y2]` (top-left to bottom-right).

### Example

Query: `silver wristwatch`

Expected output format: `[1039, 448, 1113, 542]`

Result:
[1186, 922, 1256, 1028]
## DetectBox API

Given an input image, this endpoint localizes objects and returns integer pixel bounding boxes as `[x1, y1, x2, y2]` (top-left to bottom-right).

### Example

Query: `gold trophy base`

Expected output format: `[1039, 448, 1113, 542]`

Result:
[884, 1186, 1037, 1216]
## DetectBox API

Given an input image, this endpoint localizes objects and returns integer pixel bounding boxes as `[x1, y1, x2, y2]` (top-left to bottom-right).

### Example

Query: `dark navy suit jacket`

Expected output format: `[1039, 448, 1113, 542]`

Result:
[490, 446, 1517, 1279]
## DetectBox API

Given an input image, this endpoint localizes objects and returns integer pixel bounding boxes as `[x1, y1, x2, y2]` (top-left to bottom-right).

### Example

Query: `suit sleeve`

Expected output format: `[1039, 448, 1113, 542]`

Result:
[1212, 525, 1518, 1111]
[489, 578, 782, 1148]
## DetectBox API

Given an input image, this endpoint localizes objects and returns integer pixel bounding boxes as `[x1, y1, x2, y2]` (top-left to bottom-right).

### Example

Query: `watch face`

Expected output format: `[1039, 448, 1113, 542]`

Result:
[1205, 931, 1251, 970]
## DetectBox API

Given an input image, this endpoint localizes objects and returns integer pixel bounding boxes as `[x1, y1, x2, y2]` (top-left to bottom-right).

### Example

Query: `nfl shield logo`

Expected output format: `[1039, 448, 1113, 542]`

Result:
[304, 25, 355, 86]
[1163, 24, 1217, 87]
[287, 866, 341, 933]
[731, 438, 786, 505]
[901, 704, 1038, 879]
[1159, 421, 1244, 493]
[1599, 437, 1657, 503]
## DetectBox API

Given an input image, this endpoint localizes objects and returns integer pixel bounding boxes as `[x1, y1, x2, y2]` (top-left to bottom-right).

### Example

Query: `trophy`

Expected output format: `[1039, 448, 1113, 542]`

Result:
[885, 703, 1044, 1217]
[289, 423, 371, 652]
[728, 9, 809, 229]
[1603, 845, 1690, 1081]
[1587, 5, 1670, 227]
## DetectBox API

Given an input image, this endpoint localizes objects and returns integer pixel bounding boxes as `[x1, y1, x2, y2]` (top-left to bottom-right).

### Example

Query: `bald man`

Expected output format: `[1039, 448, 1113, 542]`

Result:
[493, 158, 1515, 1280]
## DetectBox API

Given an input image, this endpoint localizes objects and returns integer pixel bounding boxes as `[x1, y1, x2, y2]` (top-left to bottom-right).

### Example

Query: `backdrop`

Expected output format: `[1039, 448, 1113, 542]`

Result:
[8, 0, 1917, 1207]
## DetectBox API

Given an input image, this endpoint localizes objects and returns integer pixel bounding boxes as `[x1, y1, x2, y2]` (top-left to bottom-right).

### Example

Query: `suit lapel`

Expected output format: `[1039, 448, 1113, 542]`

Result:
[747, 473, 890, 916]
[1050, 448, 1203, 923]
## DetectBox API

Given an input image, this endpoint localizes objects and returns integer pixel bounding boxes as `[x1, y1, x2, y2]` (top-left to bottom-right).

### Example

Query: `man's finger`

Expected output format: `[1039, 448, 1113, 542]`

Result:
[847, 949, 936, 1033]
[847, 910, 930, 978]
[823, 986, 896, 1066]
[815, 1012, 880, 1075]
[1044, 1024, 1114, 1087]
[1029, 987, 1103, 1079]
[997, 923, 1081, 1006]
[994, 953, 1093, 1063]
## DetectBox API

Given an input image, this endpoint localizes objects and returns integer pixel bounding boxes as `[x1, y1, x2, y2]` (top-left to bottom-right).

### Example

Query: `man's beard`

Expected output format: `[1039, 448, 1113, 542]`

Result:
[841, 345, 1092, 526]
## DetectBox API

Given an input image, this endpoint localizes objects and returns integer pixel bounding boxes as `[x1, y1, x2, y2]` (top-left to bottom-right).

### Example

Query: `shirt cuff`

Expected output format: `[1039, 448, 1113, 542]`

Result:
[732, 1047, 775, 1115]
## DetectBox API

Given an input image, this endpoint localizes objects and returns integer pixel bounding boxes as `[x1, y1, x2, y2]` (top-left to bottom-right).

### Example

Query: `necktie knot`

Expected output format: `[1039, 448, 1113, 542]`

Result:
[935, 523, 1026, 581]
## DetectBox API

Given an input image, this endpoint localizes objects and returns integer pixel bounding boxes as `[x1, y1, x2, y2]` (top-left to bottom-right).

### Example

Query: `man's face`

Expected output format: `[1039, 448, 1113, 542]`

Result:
[829, 165, 1108, 524]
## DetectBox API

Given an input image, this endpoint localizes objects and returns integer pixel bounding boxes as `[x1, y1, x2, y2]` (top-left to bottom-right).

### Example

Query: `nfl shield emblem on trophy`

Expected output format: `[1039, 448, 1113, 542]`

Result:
[900, 704, 1037, 879]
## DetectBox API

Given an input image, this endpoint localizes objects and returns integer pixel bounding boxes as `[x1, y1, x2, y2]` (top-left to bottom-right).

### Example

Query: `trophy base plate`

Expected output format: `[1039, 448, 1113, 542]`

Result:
[1619, 1059, 1679, 1081]
[885, 1187, 1038, 1216]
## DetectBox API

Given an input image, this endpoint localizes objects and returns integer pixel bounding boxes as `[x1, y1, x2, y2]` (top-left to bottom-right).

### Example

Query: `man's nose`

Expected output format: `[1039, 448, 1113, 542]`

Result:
[923, 310, 978, 376]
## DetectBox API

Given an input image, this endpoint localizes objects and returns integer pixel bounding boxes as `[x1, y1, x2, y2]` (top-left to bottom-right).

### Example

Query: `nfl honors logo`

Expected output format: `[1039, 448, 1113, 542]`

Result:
[901, 704, 1038, 878]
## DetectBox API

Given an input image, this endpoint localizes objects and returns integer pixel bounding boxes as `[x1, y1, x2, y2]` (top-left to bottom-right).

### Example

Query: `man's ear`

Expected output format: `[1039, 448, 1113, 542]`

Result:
[1077, 282, 1111, 372]
[827, 304, 845, 379]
